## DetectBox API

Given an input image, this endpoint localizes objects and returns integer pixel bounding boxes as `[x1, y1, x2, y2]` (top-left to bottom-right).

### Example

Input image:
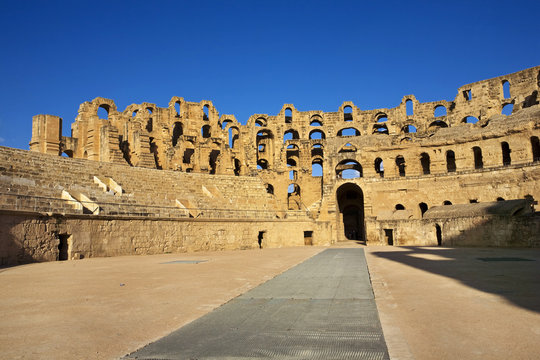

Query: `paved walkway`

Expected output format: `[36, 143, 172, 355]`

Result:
[125, 249, 389, 359]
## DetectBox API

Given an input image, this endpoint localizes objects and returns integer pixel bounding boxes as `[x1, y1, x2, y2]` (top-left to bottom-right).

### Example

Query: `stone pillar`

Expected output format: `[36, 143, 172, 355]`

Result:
[29, 115, 62, 155]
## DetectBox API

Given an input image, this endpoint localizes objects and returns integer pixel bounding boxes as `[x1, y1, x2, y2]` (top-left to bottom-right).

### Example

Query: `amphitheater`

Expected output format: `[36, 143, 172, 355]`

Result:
[1, 66, 540, 265]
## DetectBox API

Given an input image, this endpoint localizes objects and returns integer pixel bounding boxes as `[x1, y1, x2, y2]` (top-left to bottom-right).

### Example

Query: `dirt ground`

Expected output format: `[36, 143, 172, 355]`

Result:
[0, 247, 323, 360]
[1, 244, 540, 360]
[365, 246, 540, 360]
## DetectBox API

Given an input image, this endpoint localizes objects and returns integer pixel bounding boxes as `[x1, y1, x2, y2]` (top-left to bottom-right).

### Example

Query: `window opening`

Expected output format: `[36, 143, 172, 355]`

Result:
[502, 103, 513, 116]
[502, 80, 511, 98]
[446, 150, 456, 172]
[285, 108, 292, 123]
[419, 203, 428, 217]
[344, 105, 353, 121]
[374, 158, 384, 177]
[420, 153, 430, 175]
[396, 156, 406, 176]
[473, 146, 483, 169]
[406, 99, 413, 116]
[531, 136, 540, 161]
[434, 105, 447, 117]
[501, 142, 511, 166]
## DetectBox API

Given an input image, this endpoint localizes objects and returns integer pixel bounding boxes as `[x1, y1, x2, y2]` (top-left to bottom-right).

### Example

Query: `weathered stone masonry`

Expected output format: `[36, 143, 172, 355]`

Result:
[1, 66, 539, 264]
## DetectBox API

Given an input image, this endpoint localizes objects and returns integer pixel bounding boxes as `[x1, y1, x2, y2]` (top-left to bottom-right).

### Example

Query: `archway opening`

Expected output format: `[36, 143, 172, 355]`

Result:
[336, 183, 365, 241]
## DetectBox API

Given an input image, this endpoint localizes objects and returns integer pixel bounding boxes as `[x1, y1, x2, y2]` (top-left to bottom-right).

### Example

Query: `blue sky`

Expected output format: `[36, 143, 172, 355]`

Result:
[0, 0, 539, 150]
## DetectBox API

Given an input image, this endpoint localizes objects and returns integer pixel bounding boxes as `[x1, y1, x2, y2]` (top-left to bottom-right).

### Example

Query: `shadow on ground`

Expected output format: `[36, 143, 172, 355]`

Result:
[370, 246, 540, 313]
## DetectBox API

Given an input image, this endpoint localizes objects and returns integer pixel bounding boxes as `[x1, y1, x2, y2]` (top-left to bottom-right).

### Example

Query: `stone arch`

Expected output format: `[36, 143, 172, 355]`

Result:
[337, 127, 360, 137]
[336, 159, 362, 178]
[336, 183, 365, 241]
[309, 129, 325, 140]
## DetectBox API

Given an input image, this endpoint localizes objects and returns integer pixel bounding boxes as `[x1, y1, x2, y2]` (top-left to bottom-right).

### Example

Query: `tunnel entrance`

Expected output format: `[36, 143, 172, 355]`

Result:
[336, 183, 365, 241]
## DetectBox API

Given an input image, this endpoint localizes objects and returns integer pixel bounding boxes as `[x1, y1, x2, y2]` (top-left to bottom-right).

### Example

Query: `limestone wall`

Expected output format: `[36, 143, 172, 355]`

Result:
[0, 210, 331, 266]
[370, 215, 540, 248]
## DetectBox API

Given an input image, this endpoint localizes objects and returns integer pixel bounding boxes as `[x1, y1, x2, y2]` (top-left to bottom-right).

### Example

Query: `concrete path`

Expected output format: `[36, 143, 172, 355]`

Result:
[125, 248, 389, 359]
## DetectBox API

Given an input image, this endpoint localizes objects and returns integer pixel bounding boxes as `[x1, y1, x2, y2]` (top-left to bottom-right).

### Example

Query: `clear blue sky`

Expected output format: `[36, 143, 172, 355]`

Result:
[0, 0, 538, 150]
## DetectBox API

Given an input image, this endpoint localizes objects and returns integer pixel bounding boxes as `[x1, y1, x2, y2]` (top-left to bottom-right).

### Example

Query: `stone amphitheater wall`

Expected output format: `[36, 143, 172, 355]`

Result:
[1, 66, 539, 264]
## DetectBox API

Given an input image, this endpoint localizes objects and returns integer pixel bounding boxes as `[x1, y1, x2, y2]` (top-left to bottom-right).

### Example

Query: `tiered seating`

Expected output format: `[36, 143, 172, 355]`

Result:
[0, 146, 280, 219]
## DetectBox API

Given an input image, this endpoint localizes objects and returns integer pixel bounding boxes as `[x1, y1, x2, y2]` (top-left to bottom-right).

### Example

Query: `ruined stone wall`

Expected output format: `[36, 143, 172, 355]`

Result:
[13, 65, 540, 260]
[371, 215, 540, 248]
[0, 210, 331, 266]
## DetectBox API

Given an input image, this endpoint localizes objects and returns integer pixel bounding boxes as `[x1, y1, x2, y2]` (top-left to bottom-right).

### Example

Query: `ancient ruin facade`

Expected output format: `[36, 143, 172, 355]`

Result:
[1, 66, 539, 265]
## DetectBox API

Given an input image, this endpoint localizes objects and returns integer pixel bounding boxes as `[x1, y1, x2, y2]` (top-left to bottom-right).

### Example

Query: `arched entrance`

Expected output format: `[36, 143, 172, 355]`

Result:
[336, 183, 365, 241]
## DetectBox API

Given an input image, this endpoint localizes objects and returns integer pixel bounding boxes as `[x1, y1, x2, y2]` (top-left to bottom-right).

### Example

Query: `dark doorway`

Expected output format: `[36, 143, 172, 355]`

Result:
[435, 224, 442, 246]
[58, 234, 70, 261]
[257, 231, 265, 249]
[304, 231, 313, 246]
[336, 183, 365, 241]
[384, 229, 394, 245]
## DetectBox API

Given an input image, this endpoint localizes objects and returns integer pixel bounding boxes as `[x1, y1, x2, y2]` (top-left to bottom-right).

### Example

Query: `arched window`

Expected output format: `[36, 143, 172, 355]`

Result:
[501, 142, 511, 165]
[257, 159, 268, 170]
[310, 117, 323, 126]
[446, 150, 456, 172]
[443, 200, 452, 205]
[402, 125, 417, 133]
[201, 125, 211, 138]
[395, 204, 405, 210]
[374, 158, 384, 177]
[98, 105, 109, 120]
[434, 105, 447, 117]
[174, 101, 181, 117]
[146, 118, 153, 132]
[309, 129, 325, 140]
[229, 127, 239, 148]
[502, 80, 511, 98]
[473, 146, 483, 169]
[420, 153, 430, 175]
[221, 119, 232, 130]
[266, 184, 274, 194]
[233, 158, 241, 176]
[396, 155, 406, 177]
[255, 117, 266, 127]
[344, 105, 353, 121]
[429, 120, 448, 129]
[336, 160, 362, 178]
[203, 105, 209, 120]
[311, 160, 323, 177]
[288, 183, 300, 195]
[337, 127, 360, 137]
[373, 123, 389, 134]
[289, 170, 297, 180]
[502, 103, 513, 116]
[463, 116, 479, 124]
[531, 136, 540, 162]
[132, 110, 138, 118]
[497, 197, 505, 201]
[311, 144, 323, 158]
[406, 99, 413, 116]
[285, 108, 293, 123]
[419, 203, 428, 217]
[172, 122, 183, 146]
[283, 129, 299, 143]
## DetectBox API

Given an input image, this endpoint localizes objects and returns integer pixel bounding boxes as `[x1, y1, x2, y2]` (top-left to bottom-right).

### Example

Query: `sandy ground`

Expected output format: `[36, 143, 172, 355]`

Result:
[0, 247, 323, 360]
[2, 244, 540, 359]
[365, 246, 540, 360]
